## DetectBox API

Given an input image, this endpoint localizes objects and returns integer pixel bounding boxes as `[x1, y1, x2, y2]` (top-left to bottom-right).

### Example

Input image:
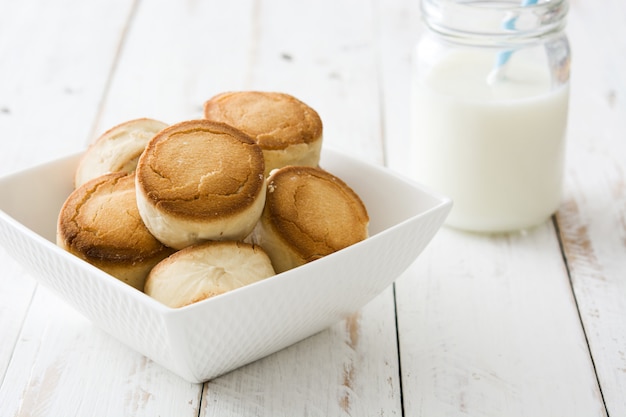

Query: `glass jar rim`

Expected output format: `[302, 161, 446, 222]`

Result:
[421, 0, 568, 40]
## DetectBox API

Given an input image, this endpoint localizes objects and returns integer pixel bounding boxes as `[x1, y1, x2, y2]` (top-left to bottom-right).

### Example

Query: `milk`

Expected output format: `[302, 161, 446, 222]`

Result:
[412, 51, 569, 232]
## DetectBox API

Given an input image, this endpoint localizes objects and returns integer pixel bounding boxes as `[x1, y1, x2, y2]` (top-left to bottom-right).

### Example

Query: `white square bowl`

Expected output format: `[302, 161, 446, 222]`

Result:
[0, 148, 451, 383]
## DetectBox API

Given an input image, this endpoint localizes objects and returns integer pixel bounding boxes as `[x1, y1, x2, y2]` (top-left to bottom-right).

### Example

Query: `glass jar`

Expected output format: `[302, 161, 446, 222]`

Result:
[411, 0, 571, 233]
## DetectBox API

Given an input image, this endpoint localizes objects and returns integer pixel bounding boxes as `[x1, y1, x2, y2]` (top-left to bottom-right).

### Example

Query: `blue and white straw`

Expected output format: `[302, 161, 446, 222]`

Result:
[487, 0, 539, 83]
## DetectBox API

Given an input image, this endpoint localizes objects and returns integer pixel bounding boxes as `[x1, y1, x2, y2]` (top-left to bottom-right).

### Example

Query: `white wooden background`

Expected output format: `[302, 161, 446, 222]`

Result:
[0, 0, 624, 416]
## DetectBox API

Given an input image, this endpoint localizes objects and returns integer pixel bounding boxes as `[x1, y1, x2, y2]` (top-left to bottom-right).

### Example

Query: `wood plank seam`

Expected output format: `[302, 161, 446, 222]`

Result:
[552, 215, 610, 417]
[0, 277, 38, 388]
[392, 282, 407, 417]
[85, 0, 142, 147]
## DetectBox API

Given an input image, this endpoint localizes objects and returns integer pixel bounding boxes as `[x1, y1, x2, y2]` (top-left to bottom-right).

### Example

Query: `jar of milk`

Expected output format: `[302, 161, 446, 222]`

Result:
[411, 0, 571, 233]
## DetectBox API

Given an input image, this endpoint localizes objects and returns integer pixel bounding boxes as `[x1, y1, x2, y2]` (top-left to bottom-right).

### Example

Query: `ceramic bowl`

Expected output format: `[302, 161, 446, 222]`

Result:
[0, 148, 451, 383]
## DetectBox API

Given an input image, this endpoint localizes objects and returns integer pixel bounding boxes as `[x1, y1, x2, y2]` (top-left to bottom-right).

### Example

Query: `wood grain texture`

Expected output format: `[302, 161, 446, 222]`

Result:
[385, 0, 612, 415]
[0, 1, 204, 416]
[0, 264, 37, 383]
[395, 227, 606, 417]
[0, 0, 623, 416]
[246, 0, 385, 165]
[0, 0, 137, 412]
[0, 0, 135, 173]
[377, 0, 421, 174]
[201, 289, 400, 417]
[58, 0, 402, 415]
[92, 0, 257, 136]
[556, 0, 626, 415]
[0, 286, 201, 417]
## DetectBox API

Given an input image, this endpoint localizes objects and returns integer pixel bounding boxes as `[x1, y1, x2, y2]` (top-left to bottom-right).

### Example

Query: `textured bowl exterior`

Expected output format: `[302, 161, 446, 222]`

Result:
[0, 149, 451, 383]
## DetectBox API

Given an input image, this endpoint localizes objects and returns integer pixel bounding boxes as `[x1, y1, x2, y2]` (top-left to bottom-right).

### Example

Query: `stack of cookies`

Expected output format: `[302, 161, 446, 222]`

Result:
[57, 91, 369, 308]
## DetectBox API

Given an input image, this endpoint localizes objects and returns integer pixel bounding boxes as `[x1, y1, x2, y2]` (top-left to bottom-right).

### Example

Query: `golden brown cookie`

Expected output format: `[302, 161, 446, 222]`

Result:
[204, 91, 323, 176]
[249, 165, 369, 273]
[135, 119, 266, 249]
[57, 172, 175, 290]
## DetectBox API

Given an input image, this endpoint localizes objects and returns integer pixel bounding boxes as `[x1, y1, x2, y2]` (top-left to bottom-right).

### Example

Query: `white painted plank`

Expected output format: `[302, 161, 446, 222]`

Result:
[98, 0, 401, 415]
[246, 0, 385, 165]
[376, 0, 421, 175]
[0, 0, 134, 392]
[0, 0, 204, 415]
[202, 288, 401, 417]
[0, 286, 201, 417]
[0, 0, 134, 173]
[556, 0, 626, 415]
[5, 0, 620, 416]
[0, 262, 37, 382]
[383, 0, 610, 414]
[92, 0, 257, 136]
[396, 226, 606, 417]
[208, 0, 399, 413]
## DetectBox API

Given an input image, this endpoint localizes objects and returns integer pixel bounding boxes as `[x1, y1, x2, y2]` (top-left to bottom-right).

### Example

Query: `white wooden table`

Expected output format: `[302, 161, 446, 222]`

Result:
[0, 0, 624, 416]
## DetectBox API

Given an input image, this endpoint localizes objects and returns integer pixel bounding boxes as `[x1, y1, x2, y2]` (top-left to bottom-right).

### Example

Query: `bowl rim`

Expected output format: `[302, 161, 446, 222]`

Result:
[0, 147, 453, 317]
